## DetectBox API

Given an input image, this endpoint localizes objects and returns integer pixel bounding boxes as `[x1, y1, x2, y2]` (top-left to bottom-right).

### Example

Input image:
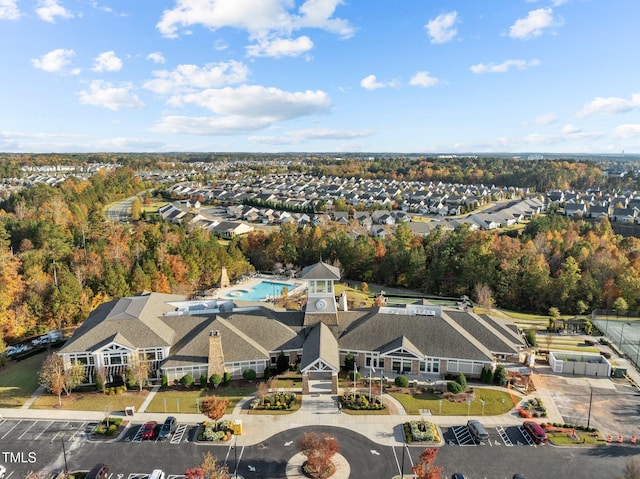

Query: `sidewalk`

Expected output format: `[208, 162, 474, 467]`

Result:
[0, 380, 562, 449]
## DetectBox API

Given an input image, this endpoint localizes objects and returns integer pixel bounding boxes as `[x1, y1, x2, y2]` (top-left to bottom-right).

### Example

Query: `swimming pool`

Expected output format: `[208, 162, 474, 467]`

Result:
[225, 281, 298, 302]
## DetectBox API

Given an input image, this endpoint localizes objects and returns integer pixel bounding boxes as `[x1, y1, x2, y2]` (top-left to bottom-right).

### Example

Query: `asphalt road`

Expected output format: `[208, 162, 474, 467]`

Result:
[0, 422, 634, 479]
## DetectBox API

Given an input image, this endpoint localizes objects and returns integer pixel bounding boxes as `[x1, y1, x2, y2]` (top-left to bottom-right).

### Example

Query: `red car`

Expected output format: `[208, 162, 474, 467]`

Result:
[141, 421, 157, 440]
[522, 421, 548, 444]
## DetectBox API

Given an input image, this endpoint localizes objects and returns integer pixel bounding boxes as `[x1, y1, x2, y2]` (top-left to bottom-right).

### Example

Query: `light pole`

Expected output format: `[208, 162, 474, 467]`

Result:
[619, 321, 631, 351]
[61, 436, 68, 473]
[586, 387, 593, 428]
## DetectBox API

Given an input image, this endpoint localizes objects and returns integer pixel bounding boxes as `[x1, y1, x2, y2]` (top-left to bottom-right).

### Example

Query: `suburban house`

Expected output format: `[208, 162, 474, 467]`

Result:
[57, 262, 525, 394]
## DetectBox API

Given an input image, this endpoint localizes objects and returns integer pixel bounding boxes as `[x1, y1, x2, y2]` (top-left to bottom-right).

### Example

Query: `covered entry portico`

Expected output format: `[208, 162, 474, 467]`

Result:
[300, 322, 340, 394]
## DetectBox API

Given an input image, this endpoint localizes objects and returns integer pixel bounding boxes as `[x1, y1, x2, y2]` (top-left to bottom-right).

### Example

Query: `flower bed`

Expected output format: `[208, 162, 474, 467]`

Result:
[92, 417, 127, 439]
[250, 392, 297, 410]
[519, 397, 547, 418]
[403, 420, 440, 443]
[340, 392, 385, 410]
[197, 420, 233, 441]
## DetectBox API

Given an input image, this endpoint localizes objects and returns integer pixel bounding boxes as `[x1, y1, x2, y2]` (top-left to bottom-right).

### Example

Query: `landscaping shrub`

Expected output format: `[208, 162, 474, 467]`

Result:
[223, 372, 231, 386]
[276, 351, 289, 373]
[406, 420, 440, 442]
[493, 364, 508, 387]
[161, 375, 168, 388]
[94, 373, 104, 392]
[180, 374, 195, 388]
[447, 381, 463, 394]
[395, 375, 409, 388]
[200, 373, 208, 389]
[264, 367, 271, 380]
[455, 372, 467, 390]
[106, 424, 117, 436]
[348, 370, 361, 382]
[210, 374, 222, 388]
[340, 392, 385, 410]
[243, 369, 257, 381]
[344, 353, 355, 371]
[524, 329, 537, 347]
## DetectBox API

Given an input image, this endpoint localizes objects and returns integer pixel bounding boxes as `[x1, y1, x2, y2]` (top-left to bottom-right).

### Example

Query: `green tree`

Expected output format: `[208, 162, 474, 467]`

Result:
[613, 297, 629, 317]
[493, 364, 508, 387]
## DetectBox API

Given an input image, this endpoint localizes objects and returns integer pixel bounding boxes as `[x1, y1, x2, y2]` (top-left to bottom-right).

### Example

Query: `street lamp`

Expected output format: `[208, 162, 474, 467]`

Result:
[619, 321, 631, 351]
[61, 436, 68, 473]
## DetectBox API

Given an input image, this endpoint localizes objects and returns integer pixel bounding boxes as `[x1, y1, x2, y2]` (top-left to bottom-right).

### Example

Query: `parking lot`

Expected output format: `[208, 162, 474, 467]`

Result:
[443, 424, 541, 447]
[533, 371, 640, 437]
[0, 418, 90, 443]
[124, 422, 192, 443]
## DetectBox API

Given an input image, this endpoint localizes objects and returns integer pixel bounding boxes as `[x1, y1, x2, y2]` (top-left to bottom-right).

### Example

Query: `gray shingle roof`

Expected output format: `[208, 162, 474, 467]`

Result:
[59, 293, 184, 353]
[446, 310, 523, 354]
[300, 322, 340, 372]
[338, 309, 495, 361]
[299, 261, 341, 280]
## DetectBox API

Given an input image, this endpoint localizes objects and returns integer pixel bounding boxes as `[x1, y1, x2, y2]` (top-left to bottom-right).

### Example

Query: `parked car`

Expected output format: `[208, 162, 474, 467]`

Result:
[522, 421, 548, 444]
[513, 474, 528, 479]
[0, 464, 6, 478]
[150, 469, 166, 479]
[141, 421, 157, 440]
[158, 416, 177, 440]
[467, 419, 489, 443]
[6, 344, 27, 357]
[86, 463, 109, 479]
[452, 474, 467, 479]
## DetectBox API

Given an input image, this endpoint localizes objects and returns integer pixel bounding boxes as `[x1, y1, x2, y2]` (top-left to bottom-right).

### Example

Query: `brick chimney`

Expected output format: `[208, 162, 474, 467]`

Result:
[207, 330, 225, 378]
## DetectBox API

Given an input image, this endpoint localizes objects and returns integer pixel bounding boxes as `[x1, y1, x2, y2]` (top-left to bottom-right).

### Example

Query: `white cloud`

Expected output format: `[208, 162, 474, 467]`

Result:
[156, 0, 354, 46]
[577, 93, 640, 118]
[530, 113, 558, 125]
[176, 85, 330, 118]
[509, 8, 561, 40]
[425, 11, 458, 44]
[561, 124, 581, 135]
[36, 0, 73, 23]
[250, 128, 374, 145]
[31, 48, 75, 72]
[360, 74, 398, 90]
[78, 80, 144, 110]
[91, 51, 123, 72]
[152, 85, 331, 135]
[147, 52, 166, 64]
[409, 71, 440, 87]
[0, 0, 20, 20]
[246, 35, 313, 58]
[150, 115, 272, 135]
[143, 60, 249, 95]
[470, 59, 540, 74]
[613, 124, 640, 139]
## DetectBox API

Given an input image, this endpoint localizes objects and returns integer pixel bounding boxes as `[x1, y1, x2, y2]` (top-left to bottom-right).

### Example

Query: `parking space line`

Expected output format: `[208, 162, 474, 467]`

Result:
[69, 421, 86, 441]
[517, 426, 535, 446]
[496, 426, 513, 446]
[1, 420, 22, 440]
[18, 420, 38, 440]
[34, 420, 54, 440]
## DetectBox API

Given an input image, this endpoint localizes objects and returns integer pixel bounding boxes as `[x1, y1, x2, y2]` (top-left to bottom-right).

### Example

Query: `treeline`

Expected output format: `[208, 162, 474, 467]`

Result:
[237, 217, 640, 316]
[0, 168, 252, 341]
[310, 157, 606, 191]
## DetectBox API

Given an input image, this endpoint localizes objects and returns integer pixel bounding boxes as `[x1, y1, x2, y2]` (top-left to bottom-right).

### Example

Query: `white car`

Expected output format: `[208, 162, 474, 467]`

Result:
[0, 464, 7, 478]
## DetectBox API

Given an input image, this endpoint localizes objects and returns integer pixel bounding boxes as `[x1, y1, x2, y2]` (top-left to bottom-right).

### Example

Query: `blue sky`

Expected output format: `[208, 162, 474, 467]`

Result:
[1, 0, 640, 154]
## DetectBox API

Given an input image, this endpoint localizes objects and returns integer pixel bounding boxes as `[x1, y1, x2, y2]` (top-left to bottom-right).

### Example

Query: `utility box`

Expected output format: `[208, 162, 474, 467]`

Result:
[612, 368, 627, 378]
[232, 419, 242, 435]
[125, 406, 135, 416]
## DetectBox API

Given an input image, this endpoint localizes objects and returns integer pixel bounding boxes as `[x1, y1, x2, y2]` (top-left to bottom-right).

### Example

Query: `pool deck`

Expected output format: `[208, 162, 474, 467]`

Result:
[209, 274, 306, 302]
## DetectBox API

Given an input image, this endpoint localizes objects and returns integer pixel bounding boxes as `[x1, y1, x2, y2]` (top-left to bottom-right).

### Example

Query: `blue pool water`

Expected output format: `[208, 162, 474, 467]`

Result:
[225, 281, 297, 301]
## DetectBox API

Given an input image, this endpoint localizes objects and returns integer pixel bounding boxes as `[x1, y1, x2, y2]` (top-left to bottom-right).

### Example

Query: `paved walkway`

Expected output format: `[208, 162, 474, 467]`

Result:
[0, 378, 564, 449]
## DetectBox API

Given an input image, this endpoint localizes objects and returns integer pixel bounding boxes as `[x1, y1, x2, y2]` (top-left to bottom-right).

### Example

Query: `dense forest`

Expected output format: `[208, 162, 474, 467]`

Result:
[238, 217, 640, 317]
[0, 156, 639, 344]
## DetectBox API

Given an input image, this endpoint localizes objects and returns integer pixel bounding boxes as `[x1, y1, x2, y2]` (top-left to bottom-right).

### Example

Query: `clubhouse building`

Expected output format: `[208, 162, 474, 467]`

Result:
[58, 261, 525, 393]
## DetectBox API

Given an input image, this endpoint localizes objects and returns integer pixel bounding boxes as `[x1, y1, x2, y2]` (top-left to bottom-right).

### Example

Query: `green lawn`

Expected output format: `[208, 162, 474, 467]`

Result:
[389, 388, 517, 416]
[547, 431, 607, 446]
[31, 389, 148, 412]
[146, 386, 255, 414]
[0, 352, 47, 408]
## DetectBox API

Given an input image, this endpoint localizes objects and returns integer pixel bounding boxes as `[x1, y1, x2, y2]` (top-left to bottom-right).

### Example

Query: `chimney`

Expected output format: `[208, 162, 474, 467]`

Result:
[207, 330, 225, 378]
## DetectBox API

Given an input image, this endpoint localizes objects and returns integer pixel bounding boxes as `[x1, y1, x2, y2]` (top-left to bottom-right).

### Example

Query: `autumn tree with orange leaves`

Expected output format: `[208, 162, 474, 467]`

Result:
[412, 448, 442, 479]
